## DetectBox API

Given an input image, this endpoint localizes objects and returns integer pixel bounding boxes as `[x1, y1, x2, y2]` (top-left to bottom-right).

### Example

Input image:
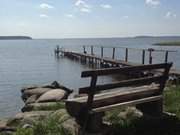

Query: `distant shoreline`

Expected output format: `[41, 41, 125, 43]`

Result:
[0, 36, 32, 40]
[153, 41, 180, 46]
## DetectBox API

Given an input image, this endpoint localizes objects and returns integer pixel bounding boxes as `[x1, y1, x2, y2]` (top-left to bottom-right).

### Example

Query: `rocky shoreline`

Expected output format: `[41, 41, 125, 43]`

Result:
[0, 81, 78, 135]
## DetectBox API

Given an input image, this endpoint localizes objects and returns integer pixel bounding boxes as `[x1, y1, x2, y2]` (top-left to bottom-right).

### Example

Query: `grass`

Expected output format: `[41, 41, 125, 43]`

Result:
[164, 85, 180, 117]
[11, 113, 72, 135]
[2, 85, 180, 135]
[32, 102, 65, 111]
[104, 85, 180, 135]
[153, 41, 180, 46]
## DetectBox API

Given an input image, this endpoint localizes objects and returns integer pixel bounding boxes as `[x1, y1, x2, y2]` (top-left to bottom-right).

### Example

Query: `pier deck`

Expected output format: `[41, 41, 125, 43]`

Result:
[55, 46, 180, 78]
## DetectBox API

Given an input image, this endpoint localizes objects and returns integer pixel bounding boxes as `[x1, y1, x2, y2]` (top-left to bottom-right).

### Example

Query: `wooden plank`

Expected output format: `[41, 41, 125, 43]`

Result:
[125, 48, 128, 62]
[66, 85, 160, 116]
[79, 76, 163, 94]
[142, 50, 145, 64]
[93, 95, 162, 112]
[165, 51, 168, 63]
[81, 63, 173, 77]
[112, 48, 115, 59]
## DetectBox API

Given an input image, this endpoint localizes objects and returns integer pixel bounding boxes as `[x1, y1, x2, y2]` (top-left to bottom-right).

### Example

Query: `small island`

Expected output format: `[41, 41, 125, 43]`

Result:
[153, 41, 180, 46]
[0, 36, 32, 40]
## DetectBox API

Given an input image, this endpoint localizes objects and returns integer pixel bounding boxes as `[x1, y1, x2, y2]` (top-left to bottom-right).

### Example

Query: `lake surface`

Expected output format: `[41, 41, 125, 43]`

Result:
[0, 37, 180, 118]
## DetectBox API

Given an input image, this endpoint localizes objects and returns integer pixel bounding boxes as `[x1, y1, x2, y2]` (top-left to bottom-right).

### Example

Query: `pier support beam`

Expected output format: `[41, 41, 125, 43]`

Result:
[142, 50, 145, 64]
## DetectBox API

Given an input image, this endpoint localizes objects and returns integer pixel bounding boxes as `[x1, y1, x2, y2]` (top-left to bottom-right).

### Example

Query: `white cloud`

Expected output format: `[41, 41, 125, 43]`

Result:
[40, 3, 54, 9]
[40, 14, 49, 18]
[145, 0, 160, 7]
[80, 8, 91, 13]
[75, 0, 89, 8]
[165, 11, 177, 19]
[65, 14, 75, 18]
[100, 4, 112, 9]
[75, 0, 91, 13]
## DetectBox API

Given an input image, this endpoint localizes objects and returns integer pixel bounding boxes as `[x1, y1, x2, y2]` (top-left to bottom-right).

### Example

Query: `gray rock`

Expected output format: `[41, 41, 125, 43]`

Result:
[25, 95, 39, 104]
[22, 87, 52, 100]
[21, 85, 39, 93]
[36, 89, 67, 103]
[7, 111, 52, 128]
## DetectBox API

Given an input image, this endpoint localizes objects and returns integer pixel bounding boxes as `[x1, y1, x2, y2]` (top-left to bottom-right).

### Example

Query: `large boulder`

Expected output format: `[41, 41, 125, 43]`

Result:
[21, 85, 39, 93]
[7, 111, 52, 128]
[22, 88, 52, 101]
[25, 95, 39, 104]
[36, 89, 67, 103]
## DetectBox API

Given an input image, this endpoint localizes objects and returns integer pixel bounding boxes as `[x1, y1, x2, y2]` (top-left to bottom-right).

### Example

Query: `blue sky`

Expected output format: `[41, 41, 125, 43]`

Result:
[0, 0, 180, 38]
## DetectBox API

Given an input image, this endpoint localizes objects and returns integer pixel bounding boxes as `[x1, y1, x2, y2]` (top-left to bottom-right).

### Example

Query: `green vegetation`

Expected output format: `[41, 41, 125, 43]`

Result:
[32, 102, 65, 111]
[104, 85, 180, 135]
[153, 41, 180, 46]
[164, 85, 180, 116]
[2, 85, 180, 135]
[13, 114, 71, 135]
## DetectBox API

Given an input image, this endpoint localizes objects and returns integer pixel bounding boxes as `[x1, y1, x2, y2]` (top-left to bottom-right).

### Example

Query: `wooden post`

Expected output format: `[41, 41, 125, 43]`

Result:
[83, 46, 86, 54]
[125, 48, 128, 62]
[91, 46, 94, 55]
[112, 48, 115, 59]
[148, 48, 154, 64]
[142, 50, 145, 64]
[101, 47, 103, 58]
[165, 51, 169, 63]
[82, 75, 97, 134]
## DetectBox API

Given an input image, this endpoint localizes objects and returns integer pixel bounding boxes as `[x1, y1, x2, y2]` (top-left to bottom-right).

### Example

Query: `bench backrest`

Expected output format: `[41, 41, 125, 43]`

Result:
[79, 63, 172, 112]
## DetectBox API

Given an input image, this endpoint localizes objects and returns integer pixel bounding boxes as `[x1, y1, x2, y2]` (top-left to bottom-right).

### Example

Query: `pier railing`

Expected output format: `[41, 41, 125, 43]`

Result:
[82, 46, 177, 64]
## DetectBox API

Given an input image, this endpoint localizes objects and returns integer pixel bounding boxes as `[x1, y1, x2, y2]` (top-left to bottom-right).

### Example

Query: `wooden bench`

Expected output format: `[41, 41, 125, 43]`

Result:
[66, 63, 172, 132]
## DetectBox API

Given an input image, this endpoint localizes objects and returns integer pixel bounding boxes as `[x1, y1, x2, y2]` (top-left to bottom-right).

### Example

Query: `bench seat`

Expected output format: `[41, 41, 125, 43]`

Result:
[66, 84, 161, 117]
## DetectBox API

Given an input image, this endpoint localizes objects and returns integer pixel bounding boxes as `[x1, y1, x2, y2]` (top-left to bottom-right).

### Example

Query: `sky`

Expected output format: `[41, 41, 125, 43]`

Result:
[0, 0, 180, 38]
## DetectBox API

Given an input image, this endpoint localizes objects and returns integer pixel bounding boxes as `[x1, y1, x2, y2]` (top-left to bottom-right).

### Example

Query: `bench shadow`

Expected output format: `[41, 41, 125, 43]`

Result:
[110, 114, 180, 135]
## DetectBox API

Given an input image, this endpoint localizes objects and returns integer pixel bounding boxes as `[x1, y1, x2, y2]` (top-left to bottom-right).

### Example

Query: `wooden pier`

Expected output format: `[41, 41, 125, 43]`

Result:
[55, 46, 180, 81]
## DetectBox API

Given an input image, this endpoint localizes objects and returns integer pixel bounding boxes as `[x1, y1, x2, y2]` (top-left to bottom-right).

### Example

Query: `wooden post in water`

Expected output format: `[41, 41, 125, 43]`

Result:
[112, 48, 115, 59]
[125, 48, 128, 62]
[101, 47, 104, 58]
[91, 46, 94, 55]
[142, 50, 145, 64]
[148, 48, 154, 64]
[165, 51, 169, 63]
[83, 46, 86, 54]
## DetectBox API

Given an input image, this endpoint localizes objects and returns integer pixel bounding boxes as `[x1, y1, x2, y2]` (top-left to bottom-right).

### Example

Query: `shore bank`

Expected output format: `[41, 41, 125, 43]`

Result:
[1, 81, 180, 135]
[153, 41, 180, 46]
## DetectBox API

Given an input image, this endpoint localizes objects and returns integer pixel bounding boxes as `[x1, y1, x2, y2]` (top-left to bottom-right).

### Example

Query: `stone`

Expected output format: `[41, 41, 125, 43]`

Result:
[7, 111, 52, 127]
[21, 85, 39, 93]
[36, 89, 67, 103]
[25, 95, 39, 104]
[22, 87, 52, 100]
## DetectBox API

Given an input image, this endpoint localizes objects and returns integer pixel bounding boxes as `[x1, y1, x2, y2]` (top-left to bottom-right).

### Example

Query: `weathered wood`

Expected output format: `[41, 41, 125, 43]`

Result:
[93, 95, 162, 112]
[148, 48, 154, 64]
[82, 74, 97, 134]
[91, 46, 94, 55]
[125, 48, 128, 62]
[81, 63, 172, 77]
[101, 47, 103, 58]
[66, 85, 159, 117]
[83, 46, 86, 53]
[79, 76, 163, 94]
[65, 62, 172, 133]
[165, 51, 169, 63]
[142, 50, 145, 64]
[112, 48, 115, 59]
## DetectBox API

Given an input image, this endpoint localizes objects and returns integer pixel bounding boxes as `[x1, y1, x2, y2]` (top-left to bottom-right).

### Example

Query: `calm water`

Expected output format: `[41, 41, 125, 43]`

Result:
[0, 37, 180, 118]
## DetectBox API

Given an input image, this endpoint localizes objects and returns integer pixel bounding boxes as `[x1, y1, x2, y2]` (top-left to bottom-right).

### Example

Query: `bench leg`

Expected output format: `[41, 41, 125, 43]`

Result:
[77, 112, 105, 133]
[136, 99, 163, 117]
